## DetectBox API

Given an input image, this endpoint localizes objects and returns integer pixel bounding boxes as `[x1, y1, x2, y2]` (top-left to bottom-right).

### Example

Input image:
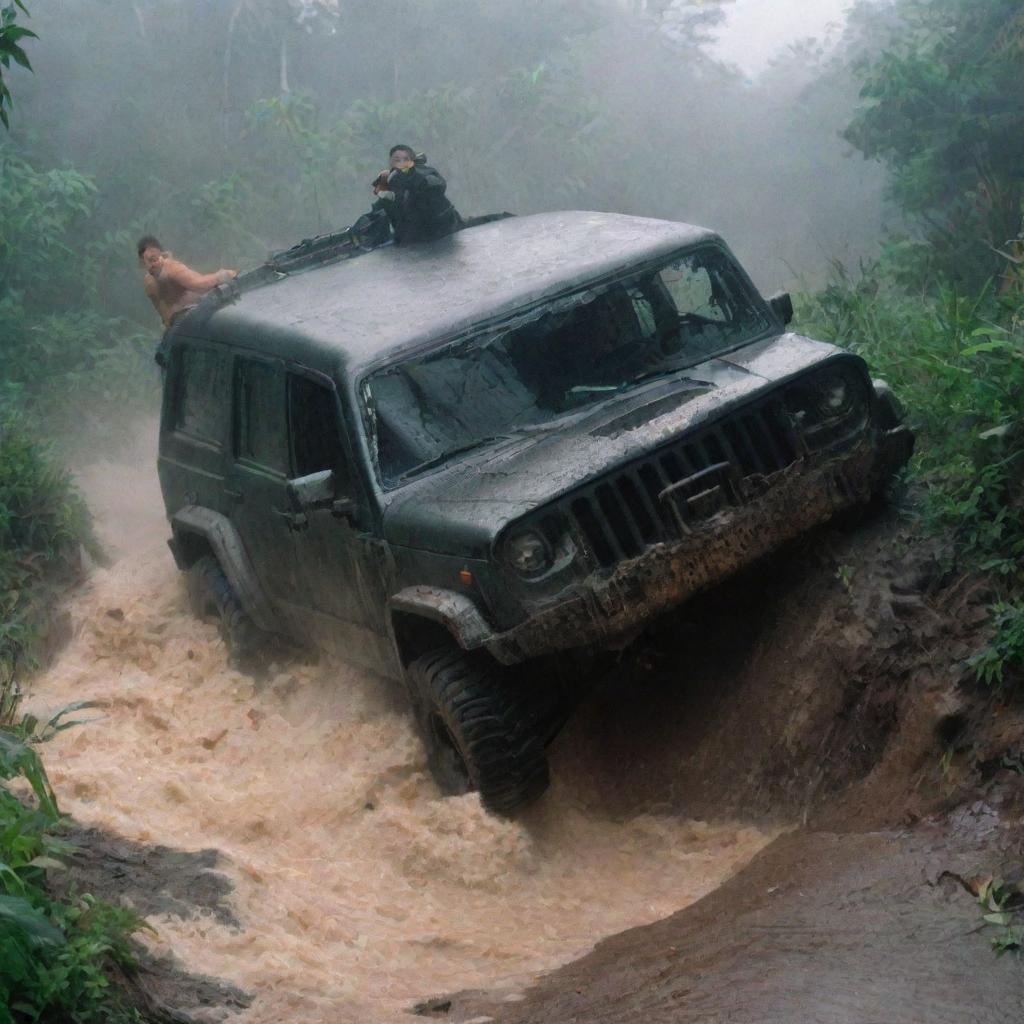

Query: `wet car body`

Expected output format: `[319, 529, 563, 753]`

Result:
[158, 210, 913, 813]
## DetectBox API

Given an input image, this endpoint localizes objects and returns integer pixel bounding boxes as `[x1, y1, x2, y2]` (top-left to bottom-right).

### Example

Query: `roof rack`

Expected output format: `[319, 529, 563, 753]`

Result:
[191, 210, 516, 319]
[195, 210, 391, 314]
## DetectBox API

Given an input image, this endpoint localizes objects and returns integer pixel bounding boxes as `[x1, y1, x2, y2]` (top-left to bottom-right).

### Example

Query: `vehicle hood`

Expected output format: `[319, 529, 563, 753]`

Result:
[382, 332, 842, 557]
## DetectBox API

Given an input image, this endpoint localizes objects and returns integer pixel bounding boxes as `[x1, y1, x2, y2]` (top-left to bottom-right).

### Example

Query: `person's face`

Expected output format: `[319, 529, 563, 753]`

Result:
[140, 246, 164, 275]
[389, 150, 415, 172]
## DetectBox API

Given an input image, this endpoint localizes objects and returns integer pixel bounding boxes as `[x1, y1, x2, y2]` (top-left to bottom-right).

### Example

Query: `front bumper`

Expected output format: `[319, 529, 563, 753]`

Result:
[485, 426, 913, 664]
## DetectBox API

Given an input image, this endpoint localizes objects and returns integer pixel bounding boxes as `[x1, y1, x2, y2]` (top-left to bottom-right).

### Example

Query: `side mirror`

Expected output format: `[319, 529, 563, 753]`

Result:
[768, 291, 794, 326]
[288, 469, 358, 525]
[288, 469, 336, 511]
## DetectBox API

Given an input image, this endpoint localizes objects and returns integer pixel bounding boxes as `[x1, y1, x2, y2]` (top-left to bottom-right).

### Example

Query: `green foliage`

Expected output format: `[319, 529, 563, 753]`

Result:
[967, 602, 1024, 687]
[798, 267, 1024, 574]
[844, 0, 1024, 286]
[976, 877, 1024, 955]
[0, 722, 148, 1023]
[0, 151, 96, 296]
[0, 1, 35, 130]
[0, 146, 157, 431]
[0, 415, 96, 712]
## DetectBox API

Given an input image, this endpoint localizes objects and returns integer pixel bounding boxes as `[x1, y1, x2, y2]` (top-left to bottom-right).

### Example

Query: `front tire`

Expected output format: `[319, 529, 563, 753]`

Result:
[186, 554, 268, 671]
[407, 648, 550, 816]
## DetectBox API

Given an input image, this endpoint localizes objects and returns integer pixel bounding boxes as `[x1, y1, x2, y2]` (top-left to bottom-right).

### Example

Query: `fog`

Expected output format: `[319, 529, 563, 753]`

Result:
[714, 0, 851, 74]
[6, 0, 889, 314]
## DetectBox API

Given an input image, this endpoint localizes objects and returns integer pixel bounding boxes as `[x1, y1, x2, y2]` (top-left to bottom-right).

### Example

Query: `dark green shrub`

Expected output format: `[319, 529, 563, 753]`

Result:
[0, 726, 148, 1023]
[0, 415, 95, 709]
[798, 269, 1024, 577]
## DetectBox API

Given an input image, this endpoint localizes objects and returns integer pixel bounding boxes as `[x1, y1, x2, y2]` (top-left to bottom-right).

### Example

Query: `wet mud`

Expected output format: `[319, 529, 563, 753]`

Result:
[57, 826, 238, 928]
[445, 820, 1024, 1024]
[434, 507, 1024, 1023]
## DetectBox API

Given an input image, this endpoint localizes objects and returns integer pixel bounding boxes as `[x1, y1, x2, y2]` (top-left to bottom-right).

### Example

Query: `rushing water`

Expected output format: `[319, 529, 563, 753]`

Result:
[26, 437, 774, 1023]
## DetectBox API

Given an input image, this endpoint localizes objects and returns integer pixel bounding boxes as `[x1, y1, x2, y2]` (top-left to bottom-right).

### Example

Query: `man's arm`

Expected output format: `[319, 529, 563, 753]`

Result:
[143, 274, 160, 310]
[401, 166, 447, 192]
[161, 258, 234, 293]
[143, 274, 172, 326]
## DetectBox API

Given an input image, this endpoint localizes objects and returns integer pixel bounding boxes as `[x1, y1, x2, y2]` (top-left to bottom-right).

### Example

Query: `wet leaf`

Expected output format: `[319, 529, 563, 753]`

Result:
[26, 855, 65, 871]
[984, 912, 1012, 927]
[0, 894, 65, 947]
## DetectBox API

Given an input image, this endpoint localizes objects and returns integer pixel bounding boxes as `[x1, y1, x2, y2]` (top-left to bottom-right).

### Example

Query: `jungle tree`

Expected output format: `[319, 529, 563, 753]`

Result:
[844, 0, 1024, 287]
[0, 1, 34, 128]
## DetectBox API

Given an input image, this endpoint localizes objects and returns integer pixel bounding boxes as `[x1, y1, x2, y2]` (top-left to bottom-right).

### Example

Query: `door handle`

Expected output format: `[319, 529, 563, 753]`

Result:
[274, 508, 308, 531]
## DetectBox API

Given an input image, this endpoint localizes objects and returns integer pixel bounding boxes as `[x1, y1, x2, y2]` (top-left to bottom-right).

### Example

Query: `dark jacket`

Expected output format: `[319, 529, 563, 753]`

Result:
[374, 165, 463, 244]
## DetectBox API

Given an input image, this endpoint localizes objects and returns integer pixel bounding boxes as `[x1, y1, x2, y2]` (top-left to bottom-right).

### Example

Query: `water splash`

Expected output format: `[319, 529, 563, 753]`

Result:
[27, 433, 775, 1022]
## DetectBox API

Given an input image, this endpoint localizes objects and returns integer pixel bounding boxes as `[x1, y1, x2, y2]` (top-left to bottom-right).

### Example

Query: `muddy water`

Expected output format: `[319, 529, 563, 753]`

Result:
[26, 439, 775, 1023]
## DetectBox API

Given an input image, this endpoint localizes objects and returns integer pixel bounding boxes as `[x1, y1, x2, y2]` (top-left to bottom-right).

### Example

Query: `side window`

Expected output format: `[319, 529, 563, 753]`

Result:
[234, 358, 288, 474]
[288, 374, 351, 492]
[174, 344, 229, 444]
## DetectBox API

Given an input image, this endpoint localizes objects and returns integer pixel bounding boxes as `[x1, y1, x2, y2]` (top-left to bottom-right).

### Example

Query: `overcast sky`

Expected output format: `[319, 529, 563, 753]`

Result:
[711, 0, 853, 74]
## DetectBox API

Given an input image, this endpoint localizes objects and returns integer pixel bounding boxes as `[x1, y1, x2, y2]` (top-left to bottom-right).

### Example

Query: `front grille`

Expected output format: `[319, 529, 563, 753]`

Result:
[563, 400, 800, 567]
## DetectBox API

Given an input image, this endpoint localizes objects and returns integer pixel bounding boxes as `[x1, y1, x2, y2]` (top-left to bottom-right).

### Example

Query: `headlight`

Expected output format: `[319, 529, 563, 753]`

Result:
[505, 530, 552, 576]
[788, 365, 866, 425]
[812, 371, 857, 419]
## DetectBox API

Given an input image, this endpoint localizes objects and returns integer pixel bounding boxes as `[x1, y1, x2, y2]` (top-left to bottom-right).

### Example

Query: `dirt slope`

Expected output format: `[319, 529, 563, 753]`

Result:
[546, 512, 996, 830]
[432, 510, 1024, 1022]
[445, 823, 1024, 1024]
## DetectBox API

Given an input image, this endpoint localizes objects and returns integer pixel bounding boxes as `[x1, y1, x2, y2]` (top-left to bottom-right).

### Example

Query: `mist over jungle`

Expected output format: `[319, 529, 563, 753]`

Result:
[4, 0, 896, 323]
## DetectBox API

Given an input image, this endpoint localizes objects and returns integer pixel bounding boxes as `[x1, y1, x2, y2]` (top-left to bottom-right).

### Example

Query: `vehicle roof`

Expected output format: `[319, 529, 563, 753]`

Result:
[193, 211, 720, 376]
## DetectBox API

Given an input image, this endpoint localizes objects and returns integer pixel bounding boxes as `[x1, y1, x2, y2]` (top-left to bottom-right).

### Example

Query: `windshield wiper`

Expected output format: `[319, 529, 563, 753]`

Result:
[624, 365, 715, 389]
[399, 435, 513, 480]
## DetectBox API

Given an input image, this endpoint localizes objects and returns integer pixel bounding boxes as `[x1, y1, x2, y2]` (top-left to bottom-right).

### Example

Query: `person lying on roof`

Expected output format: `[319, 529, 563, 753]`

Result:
[359, 145, 464, 246]
[137, 235, 237, 329]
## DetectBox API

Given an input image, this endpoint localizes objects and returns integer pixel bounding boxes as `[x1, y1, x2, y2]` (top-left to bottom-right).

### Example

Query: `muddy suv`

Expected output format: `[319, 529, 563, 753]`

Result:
[158, 211, 912, 814]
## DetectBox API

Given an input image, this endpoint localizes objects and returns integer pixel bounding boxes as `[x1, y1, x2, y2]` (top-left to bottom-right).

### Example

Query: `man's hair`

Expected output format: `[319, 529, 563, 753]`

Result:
[137, 235, 162, 257]
[389, 144, 416, 159]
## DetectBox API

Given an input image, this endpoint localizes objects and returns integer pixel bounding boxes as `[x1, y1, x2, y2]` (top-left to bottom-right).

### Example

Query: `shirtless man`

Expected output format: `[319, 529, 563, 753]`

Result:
[137, 236, 237, 328]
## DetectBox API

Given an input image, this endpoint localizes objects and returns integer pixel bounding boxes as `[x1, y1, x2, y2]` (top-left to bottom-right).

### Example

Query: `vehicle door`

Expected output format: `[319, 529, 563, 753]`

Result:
[158, 340, 230, 514]
[283, 369, 392, 671]
[225, 354, 301, 625]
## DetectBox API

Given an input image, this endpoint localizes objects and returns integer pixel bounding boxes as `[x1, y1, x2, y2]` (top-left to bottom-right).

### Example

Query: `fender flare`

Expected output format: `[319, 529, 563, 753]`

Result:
[170, 506, 277, 633]
[388, 586, 497, 654]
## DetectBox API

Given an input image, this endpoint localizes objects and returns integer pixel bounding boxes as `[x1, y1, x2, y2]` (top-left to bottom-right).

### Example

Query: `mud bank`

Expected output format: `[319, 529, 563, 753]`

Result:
[432, 510, 1024, 1022]
[442, 819, 1024, 1024]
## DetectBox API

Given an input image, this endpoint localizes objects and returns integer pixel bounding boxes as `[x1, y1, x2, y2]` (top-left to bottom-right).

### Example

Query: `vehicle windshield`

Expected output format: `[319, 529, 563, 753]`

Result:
[363, 246, 773, 486]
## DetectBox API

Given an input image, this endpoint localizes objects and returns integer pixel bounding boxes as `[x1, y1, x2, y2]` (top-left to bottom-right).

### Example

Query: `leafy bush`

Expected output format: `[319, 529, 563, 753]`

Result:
[0, 415, 95, 702]
[0, 147, 158, 434]
[797, 267, 1024, 577]
[0, 721, 148, 1023]
[968, 602, 1024, 686]
[799, 264, 1024, 686]
[976, 876, 1024, 956]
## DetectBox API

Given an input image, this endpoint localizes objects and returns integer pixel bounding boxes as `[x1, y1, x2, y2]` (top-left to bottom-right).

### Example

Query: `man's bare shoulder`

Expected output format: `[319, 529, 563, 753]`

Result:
[158, 256, 190, 279]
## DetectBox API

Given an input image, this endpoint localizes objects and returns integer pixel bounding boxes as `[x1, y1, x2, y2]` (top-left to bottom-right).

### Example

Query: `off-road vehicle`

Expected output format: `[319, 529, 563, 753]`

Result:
[158, 211, 913, 814]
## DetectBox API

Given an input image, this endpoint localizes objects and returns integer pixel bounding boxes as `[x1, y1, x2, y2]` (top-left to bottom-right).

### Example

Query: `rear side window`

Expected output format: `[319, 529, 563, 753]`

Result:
[288, 374, 352, 492]
[235, 358, 288, 474]
[173, 344, 229, 444]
